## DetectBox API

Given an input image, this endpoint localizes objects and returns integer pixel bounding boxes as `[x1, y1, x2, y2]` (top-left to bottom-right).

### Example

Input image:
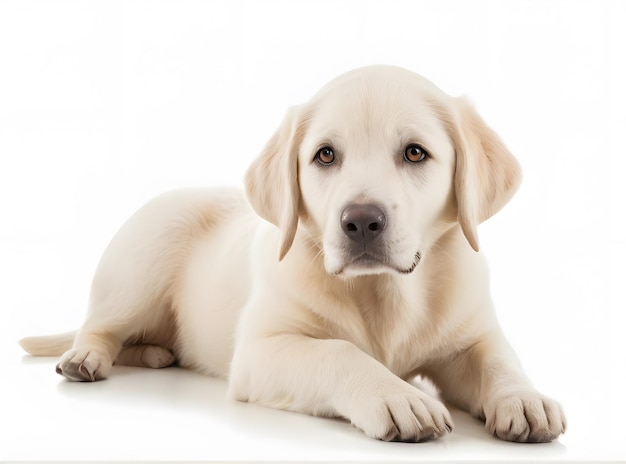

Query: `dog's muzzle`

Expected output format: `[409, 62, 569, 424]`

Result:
[335, 203, 420, 276]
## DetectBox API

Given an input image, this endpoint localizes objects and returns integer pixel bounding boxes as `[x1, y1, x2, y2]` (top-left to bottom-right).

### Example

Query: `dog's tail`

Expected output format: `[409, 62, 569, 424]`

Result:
[19, 331, 76, 356]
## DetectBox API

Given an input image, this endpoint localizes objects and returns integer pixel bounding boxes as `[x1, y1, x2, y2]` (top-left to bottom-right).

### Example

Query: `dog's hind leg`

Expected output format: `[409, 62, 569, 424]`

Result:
[55, 287, 177, 381]
[55, 310, 177, 381]
[55, 300, 176, 381]
[55, 206, 178, 380]
[54, 268, 173, 381]
[54, 190, 216, 381]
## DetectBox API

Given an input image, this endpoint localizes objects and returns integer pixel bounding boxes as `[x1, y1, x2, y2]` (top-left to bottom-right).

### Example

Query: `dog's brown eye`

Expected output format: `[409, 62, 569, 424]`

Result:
[404, 144, 428, 163]
[315, 147, 335, 165]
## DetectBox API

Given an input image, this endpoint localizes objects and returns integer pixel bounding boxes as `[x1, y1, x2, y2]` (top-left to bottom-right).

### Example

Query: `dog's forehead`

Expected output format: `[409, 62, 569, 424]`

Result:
[305, 66, 453, 150]
[315, 65, 447, 97]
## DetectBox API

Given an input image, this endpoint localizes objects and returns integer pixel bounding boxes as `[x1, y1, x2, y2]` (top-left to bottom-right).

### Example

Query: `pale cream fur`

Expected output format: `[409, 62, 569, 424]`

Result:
[20, 65, 565, 443]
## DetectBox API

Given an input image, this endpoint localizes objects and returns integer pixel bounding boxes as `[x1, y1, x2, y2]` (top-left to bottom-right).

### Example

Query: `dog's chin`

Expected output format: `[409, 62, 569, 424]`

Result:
[328, 252, 421, 278]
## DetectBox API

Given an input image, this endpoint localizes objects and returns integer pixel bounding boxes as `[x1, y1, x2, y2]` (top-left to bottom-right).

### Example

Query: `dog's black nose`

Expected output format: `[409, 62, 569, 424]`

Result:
[341, 204, 387, 245]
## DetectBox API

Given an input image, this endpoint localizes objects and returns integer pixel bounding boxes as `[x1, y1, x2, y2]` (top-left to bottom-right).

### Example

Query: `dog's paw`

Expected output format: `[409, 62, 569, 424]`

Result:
[56, 349, 112, 382]
[350, 384, 453, 442]
[138, 345, 175, 368]
[484, 389, 566, 442]
[116, 344, 176, 368]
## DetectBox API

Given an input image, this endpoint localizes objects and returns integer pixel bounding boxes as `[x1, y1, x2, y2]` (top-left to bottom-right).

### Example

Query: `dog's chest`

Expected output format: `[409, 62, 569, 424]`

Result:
[339, 280, 462, 378]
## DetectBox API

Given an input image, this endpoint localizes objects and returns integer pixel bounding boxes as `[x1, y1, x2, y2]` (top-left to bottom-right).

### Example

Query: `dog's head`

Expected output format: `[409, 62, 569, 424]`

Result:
[245, 66, 521, 277]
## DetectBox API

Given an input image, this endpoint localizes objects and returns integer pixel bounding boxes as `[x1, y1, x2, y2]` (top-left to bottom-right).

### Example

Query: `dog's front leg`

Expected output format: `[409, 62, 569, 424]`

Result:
[228, 334, 453, 442]
[425, 330, 566, 442]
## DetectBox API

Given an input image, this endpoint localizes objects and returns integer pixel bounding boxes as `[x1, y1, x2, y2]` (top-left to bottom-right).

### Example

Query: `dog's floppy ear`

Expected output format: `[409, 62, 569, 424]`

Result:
[245, 106, 307, 261]
[452, 98, 522, 252]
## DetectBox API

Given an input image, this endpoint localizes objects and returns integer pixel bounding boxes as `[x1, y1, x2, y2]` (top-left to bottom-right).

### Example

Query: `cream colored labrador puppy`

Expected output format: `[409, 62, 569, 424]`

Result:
[20, 65, 566, 443]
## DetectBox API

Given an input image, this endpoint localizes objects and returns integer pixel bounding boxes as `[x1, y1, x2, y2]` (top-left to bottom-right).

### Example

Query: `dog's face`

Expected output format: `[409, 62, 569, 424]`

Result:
[297, 71, 457, 276]
[245, 66, 522, 277]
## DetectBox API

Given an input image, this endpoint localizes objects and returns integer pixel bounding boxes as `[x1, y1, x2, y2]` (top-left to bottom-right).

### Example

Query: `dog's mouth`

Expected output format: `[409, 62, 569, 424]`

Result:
[333, 251, 421, 277]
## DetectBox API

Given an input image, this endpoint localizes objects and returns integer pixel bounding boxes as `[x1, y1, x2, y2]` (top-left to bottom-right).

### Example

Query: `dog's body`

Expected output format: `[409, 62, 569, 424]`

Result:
[20, 66, 566, 443]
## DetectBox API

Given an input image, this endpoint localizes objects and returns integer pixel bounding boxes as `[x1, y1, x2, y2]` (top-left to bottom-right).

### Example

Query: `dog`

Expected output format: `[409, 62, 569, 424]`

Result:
[20, 65, 566, 443]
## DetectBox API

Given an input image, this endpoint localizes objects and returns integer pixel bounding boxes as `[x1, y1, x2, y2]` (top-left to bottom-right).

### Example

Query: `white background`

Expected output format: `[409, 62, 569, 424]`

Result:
[1, 0, 624, 462]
